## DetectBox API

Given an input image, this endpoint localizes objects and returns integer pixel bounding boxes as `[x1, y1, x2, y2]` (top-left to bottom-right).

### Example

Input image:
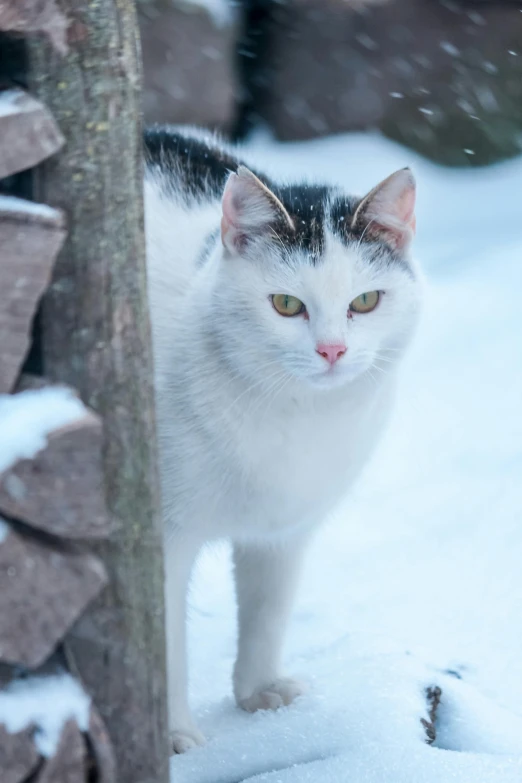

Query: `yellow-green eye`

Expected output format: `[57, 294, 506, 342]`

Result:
[349, 290, 380, 314]
[271, 294, 305, 317]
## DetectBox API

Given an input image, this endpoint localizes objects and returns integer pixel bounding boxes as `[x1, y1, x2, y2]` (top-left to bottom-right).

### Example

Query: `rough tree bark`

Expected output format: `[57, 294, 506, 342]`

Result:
[25, 2, 170, 781]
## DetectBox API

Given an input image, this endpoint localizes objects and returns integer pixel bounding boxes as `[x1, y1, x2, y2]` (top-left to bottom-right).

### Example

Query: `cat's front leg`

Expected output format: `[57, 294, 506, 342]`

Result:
[164, 531, 205, 753]
[232, 535, 308, 713]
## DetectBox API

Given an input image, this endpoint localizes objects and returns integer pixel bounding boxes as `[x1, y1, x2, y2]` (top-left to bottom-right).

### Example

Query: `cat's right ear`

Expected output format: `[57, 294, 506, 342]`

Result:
[351, 168, 416, 251]
[221, 166, 294, 254]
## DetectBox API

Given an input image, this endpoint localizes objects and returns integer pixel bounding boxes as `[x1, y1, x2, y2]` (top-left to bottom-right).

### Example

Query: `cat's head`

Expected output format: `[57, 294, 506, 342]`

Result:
[209, 165, 422, 391]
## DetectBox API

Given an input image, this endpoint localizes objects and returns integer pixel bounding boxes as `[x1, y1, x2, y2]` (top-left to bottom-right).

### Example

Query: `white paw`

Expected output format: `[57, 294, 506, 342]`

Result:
[238, 677, 306, 714]
[170, 725, 206, 755]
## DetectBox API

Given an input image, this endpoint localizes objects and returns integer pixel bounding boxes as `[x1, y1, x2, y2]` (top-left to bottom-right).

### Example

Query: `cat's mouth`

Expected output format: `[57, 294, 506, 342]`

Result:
[308, 360, 368, 388]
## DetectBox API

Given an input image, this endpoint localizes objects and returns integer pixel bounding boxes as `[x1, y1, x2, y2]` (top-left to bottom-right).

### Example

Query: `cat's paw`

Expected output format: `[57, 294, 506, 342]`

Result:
[170, 725, 206, 755]
[237, 677, 306, 714]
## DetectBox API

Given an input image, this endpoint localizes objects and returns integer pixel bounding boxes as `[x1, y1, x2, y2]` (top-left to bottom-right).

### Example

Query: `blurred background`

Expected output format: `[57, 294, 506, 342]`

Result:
[138, 0, 522, 166]
[1, 4, 521, 780]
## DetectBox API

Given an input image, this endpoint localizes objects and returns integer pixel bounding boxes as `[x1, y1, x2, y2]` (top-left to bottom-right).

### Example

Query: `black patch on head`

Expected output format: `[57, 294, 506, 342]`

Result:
[268, 183, 331, 261]
[144, 127, 411, 272]
[329, 195, 360, 238]
[144, 127, 336, 262]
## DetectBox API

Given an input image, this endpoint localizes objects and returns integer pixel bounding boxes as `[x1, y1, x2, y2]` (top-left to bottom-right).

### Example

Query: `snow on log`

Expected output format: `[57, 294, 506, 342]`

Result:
[0, 725, 40, 783]
[0, 522, 107, 668]
[0, 89, 64, 180]
[0, 385, 86, 475]
[0, 672, 114, 783]
[0, 0, 68, 55]
[0, 673, 90, 754]
[0, 386, 112, 540]
[0, 196, 66, 393]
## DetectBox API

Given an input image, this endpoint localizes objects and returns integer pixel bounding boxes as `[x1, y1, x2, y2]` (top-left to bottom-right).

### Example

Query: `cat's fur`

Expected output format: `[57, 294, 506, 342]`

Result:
[144, 126, 422, 754]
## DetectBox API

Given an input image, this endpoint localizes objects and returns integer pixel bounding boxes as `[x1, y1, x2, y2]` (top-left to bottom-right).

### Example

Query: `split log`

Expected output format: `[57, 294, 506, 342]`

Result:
[34, 719, 86, 783]
[86, 706, 116, 783]
[27, 0, 169, 779]
[0, 196, 66, 393]
[0, 725, 40, 783]
[0, 0, 68, 55]
[0, 401, 112, 540]
[0, 89, 64, 180]
[0, 521, 107, 668]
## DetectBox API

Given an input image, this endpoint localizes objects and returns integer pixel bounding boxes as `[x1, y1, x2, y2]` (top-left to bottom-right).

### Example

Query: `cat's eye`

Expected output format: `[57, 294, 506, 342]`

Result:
[271, 294, 305, 317]
[349, 291, 380, 314]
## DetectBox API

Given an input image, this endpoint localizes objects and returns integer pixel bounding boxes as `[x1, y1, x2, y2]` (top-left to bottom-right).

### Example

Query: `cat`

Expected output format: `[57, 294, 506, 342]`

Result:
[144, 126, 422, 754]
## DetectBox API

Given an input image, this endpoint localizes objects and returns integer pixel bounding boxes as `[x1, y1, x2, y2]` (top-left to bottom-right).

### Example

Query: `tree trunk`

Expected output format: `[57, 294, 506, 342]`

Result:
[26, 2, 169, 781]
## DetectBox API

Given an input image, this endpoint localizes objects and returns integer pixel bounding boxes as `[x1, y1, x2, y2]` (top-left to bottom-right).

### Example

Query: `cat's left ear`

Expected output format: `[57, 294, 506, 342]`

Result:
[221, 166, 294, 254]
[351, 168, 416, 251]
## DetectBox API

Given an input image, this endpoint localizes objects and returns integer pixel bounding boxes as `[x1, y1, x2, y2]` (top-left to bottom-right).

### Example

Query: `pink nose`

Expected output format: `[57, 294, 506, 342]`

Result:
[316, 343, 347, 366]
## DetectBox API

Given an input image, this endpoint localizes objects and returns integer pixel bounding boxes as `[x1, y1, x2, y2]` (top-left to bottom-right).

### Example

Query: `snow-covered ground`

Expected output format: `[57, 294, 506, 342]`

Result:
[170, 131, 522, 782]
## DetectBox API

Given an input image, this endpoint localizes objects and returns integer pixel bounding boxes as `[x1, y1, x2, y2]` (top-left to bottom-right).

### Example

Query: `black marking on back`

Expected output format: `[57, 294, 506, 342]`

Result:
[144, 127, 411, 272]
[144, 127, 240, 200]
[144, 127, 333, 261]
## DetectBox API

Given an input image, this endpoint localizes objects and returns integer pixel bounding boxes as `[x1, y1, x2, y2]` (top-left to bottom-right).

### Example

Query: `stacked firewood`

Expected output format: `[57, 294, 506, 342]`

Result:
[0, 7, 115, 782]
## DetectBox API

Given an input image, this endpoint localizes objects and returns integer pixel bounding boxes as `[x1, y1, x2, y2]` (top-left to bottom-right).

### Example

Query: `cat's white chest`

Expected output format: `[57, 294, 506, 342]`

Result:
[159, 374, 393, 542]
[224, 381, 394, 538]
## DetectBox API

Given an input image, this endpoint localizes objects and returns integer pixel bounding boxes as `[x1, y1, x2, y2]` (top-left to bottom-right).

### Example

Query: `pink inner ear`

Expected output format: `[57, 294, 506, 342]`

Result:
[221, 177, 238, 247]
[221, 172, 254, 252]
[396, 183, 416, 228]
[366, 170, 417, 248]
[220, 168, 279, 253]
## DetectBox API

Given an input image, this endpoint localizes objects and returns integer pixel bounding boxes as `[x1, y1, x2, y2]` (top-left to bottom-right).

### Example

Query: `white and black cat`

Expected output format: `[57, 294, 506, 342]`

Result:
[144, 126, 422, 754]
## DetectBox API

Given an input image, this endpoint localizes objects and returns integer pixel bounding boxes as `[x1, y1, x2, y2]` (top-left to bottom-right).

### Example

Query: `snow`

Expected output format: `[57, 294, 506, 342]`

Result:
[440, 41, 460, 57]
[170, 130, 522, 781]
[0, 516, 9, 544]
[0, 387, 86, 474]
[0, 89, 28, 118]
[0, 673, 91, 757]
[0, 194, 60, 221]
